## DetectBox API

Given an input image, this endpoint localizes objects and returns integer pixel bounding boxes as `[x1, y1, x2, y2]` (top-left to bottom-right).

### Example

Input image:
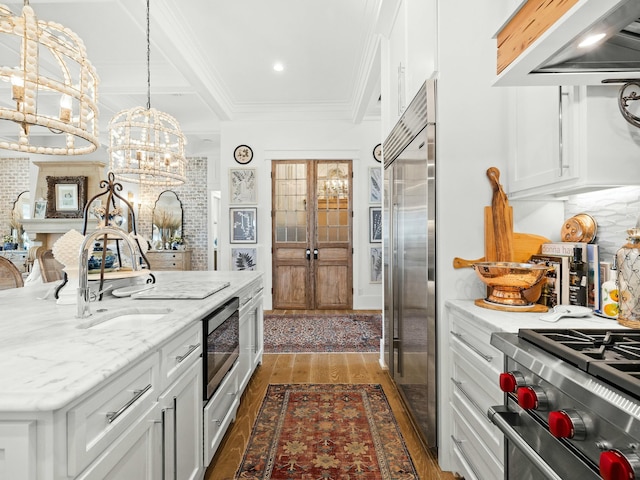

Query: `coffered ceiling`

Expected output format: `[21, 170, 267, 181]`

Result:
[0, 0, 383, 155]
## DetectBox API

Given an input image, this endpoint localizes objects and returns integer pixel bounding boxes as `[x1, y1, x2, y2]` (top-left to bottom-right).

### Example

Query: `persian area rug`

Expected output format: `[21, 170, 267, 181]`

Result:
[263, 313, 382, 353]
[235, 384, 418, 479]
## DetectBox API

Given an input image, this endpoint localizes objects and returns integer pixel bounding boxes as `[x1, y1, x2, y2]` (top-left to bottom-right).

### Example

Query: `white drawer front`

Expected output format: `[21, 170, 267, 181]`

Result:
[203, 362, 239, 464]
[449, 310, 503, 374]
[67, 353, 159, 476]
[160, 323, 201, 389]
[451, 403, 503, 480]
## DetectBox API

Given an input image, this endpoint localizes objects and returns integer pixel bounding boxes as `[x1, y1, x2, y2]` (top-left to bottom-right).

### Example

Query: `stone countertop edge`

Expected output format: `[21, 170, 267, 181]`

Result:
[0, 270, 262, 412]
[445, 299, 622, 333]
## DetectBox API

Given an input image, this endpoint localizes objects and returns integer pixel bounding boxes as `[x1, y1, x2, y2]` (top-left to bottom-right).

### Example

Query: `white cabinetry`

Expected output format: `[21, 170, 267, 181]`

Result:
[447, 308, 505, 480]
[238, 281, 264, 392]
[507, 84, 640, 199]
[159, 359, 203, 480]
[381, 0, 436, 136]
[0, 421, 36, 480]
[203, 362, 239, 465]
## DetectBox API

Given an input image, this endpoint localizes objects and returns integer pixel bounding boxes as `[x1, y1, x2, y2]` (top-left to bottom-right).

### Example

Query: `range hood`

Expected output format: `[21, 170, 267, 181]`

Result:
[535, 5, 640, 73]
[495, 0, 640, 86]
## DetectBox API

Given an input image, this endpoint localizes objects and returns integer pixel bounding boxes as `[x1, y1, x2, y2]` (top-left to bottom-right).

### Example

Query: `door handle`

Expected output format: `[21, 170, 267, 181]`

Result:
[314, 249, 318, 259]
[306, 249, 311, 261]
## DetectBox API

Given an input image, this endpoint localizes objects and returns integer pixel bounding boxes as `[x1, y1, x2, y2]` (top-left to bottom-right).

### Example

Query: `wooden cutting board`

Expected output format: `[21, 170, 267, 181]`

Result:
[486, 167, 513, 262]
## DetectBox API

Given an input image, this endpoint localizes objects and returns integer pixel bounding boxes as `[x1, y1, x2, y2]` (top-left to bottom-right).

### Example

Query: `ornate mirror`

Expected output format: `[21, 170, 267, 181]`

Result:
[10, 190, 30, 248]
[152, 190, 183, 250]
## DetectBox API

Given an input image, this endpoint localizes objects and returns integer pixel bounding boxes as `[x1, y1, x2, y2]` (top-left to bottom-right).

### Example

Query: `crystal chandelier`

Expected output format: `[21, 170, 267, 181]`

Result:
[0, 1, 99, 155]
[108, 0, 186, 186]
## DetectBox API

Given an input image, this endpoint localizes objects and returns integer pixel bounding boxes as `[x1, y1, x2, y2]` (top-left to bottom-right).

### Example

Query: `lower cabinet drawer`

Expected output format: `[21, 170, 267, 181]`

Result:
[66, 353, 159, 476]
[0, 421, 36, 480]
[451, 403, 503, 480]
[159, 323, 201, 390]
[203, 362, 239, 465]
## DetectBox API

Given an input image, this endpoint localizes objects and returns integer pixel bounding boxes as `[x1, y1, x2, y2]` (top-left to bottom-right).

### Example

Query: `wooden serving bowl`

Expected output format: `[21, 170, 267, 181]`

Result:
[472, 262, 548, 306]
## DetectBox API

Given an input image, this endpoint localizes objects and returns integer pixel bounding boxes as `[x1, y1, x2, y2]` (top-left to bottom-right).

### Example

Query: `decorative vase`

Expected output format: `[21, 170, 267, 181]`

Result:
[616, 228, 640, 327]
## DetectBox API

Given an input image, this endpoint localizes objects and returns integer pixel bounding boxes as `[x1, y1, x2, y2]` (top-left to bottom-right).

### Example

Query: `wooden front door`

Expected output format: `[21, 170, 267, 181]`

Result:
[272, 160, 353, 310]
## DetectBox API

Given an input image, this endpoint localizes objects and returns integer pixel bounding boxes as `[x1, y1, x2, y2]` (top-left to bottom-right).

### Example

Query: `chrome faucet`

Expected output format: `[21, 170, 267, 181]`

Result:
[77, 226, 141, 318]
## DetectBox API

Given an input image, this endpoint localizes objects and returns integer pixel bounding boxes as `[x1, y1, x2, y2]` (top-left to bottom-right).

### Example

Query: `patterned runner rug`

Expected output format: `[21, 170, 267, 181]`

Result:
[264, 313, 382, 353]
[235, 384, 418, 479]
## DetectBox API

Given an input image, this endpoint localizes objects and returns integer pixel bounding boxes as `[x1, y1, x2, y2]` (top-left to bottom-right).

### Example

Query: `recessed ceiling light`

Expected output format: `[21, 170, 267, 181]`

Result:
[273, 62, 284, 72]
[578, 33, 606, 48]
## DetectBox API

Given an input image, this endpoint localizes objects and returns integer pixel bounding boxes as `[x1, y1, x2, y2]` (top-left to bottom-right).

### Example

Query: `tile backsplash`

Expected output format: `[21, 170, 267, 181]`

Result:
[565, 186, 640, 263]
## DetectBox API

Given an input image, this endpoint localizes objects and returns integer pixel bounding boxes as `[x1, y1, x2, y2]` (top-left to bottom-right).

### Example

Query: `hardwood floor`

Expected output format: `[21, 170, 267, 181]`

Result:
[205, 353, 457, 480]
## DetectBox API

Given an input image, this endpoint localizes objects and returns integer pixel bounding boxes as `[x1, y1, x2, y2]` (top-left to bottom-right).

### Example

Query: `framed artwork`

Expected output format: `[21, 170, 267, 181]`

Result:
[370, 247, 382, 283]
[229, 169, 257, 204]
[369, 207, 382, 243]
[231, 248, 257, 271]
[230, 207, 257, 243]
[369, 167, 382, 203]
[45, 175, 87, 219]
[33, 200, 47, 219]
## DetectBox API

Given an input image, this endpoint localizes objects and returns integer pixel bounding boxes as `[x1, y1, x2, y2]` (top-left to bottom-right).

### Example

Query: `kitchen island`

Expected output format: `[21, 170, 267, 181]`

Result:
[0, 270, 263, 480]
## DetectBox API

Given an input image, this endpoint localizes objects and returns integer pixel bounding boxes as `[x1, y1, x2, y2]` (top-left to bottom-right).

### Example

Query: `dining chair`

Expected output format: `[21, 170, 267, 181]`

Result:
[38, 249, 65, 283]
[0, 256, 24, 289]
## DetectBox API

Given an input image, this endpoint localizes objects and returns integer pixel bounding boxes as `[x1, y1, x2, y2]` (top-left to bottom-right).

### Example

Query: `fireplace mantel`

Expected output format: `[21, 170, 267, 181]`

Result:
[22, 218, 99, 242]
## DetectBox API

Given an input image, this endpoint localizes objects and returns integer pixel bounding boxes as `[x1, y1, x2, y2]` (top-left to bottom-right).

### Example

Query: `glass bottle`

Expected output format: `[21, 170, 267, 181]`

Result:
[616, 228, 640, 327]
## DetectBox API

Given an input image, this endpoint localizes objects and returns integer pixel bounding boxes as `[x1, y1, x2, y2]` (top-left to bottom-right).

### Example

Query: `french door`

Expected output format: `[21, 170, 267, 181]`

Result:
[272, 160, 353, 310]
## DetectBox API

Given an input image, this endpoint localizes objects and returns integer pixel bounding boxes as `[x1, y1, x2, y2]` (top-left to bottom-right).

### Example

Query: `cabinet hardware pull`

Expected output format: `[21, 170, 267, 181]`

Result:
[559, 86, 570, 176]
[173, 397, 177, 480]
[213, 418, 222, 426]
[451, 435, 482, 480]
[450, 331, 493, 362]
[106, 384, 152, 423]
[161, 409, 166, 480]
[175, 344, 199, 363]
[451, 378, 489, 423]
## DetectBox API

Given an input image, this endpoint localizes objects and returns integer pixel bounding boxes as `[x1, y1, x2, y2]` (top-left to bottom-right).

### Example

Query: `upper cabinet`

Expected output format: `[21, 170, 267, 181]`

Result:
[507, 84, 640, 199]
[495, 0, 640, 86]
[380, 0, 436, 136]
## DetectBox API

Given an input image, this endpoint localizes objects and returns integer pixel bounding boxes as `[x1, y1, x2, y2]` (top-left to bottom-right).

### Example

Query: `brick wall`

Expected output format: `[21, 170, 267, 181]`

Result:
[0, 157, 30, 239]
[138, 156, 209, 270]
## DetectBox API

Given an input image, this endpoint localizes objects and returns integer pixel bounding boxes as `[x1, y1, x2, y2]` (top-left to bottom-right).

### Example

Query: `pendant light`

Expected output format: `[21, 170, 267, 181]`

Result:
[108, 0, 187, 186]
[0, 1, 99, 155]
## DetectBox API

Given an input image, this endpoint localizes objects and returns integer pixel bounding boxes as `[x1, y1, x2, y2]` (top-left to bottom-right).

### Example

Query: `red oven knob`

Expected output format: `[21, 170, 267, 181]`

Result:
[517, 385, 548, 410]
[499, 371, 525, 393]
[548, 409, 586, 440]
[600, 449, 640, 480]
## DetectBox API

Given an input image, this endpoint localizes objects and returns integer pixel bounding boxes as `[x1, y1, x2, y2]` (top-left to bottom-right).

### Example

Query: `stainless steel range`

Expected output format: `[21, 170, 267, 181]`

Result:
[489, 329, 640, 480]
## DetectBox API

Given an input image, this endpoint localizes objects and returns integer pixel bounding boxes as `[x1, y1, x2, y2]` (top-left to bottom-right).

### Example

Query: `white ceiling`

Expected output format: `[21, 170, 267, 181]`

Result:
[0, 0, 383, 155]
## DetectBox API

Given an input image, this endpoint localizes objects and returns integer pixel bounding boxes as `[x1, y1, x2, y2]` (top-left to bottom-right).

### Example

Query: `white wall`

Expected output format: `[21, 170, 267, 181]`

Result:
[219, 119, 383, 310]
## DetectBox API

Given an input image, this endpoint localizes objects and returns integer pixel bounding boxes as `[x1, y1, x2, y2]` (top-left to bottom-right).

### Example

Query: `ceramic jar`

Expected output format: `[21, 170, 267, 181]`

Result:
[616, 228, 640, 327]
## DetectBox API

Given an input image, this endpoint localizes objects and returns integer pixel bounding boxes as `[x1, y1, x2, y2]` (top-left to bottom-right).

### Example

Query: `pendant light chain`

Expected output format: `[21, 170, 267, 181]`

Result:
[146, 0, 151, 110]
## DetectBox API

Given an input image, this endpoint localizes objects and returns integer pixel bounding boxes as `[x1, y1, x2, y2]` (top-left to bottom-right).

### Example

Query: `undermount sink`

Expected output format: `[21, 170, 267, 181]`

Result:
[77, 307, 174, 329]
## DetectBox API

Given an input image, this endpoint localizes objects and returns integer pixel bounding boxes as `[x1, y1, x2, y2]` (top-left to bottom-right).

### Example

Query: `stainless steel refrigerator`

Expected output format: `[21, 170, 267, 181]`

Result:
[383, 78, 437, 451]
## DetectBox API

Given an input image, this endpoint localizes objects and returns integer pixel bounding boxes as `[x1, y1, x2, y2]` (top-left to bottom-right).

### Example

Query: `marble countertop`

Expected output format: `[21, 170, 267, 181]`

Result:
[0, 270, 262, 412]
[446, 299, 623, 332]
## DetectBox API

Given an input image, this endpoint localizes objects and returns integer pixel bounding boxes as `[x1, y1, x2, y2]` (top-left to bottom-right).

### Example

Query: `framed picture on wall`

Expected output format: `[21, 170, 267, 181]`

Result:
[231, 248, 257, 271]
[229, 169, 257, 204]
[369, 167, 382, 203]
[370, 247, 382, 283]
[45, 175, 87, 219]
[230, 207, 257, 243]
[369, 207, 382, 243]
